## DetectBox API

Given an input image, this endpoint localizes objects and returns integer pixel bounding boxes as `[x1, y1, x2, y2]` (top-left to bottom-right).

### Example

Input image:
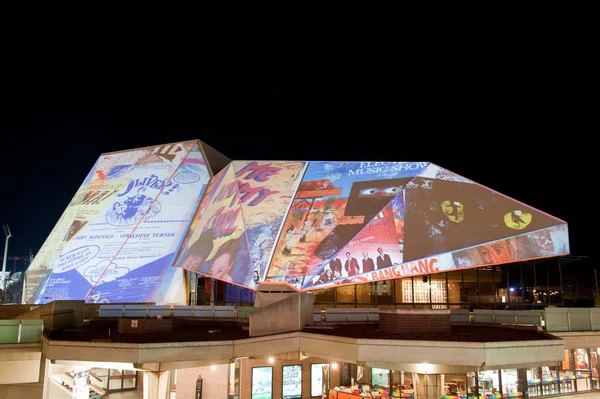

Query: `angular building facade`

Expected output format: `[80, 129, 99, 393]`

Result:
[25, 142, 570, 305]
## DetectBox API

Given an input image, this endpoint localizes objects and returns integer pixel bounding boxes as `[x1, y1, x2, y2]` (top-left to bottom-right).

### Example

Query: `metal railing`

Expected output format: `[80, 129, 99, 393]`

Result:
[98, 304, 238, 318]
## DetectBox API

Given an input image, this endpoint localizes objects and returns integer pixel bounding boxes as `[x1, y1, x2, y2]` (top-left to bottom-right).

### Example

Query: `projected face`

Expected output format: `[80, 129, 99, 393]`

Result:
[478, 241, 514, 264]
[358, 186, 402, 198]
[208, 237, 241, 281]
[210, 252, 235, 280]
[180, 228, 215, 271]
[345, 177, 413, 219]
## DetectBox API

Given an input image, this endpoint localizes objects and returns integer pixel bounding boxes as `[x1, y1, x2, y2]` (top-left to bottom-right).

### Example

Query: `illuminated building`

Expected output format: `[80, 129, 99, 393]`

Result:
[1, 141, 594, 399]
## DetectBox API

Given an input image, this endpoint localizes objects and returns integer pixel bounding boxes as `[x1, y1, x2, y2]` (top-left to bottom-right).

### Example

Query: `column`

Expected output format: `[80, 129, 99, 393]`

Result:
[143, 370, 170, 399]
[414, 373, 443, 399]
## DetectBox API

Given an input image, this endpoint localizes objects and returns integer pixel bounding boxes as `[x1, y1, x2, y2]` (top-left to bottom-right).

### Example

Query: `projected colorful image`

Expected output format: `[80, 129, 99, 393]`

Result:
[233, 161, 306, 282]
[403, 165, 562, 262]
[174, 164, 252, 287]
[303, 194, 405, 288]
[267, 161, 427, 282]
[29, 149, 571, 300]
[26, 141, 211, 304]
[300, 164, 569, 290]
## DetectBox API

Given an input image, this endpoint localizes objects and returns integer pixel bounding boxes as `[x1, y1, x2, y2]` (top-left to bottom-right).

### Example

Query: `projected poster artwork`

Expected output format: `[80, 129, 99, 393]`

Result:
[301, 164, 570, 290]
[27, 141, 211, 304]
[267, 161, 427, 285]
[252, 366, 273, 399]
[29, 149, 572, 300]
[451, 223, 570, 269]
[304, 194, 406, 289]
[174, 164, 253, 288]
[403, 164, 564, 263]
[233, 161, 306, 282]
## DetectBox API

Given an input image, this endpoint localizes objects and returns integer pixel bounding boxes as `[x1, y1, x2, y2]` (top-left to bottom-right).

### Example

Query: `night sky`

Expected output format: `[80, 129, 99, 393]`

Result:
[0, 63, 592, 268]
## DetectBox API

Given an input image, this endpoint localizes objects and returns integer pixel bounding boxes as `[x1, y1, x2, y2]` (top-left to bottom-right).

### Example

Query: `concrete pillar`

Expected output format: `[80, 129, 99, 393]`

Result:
[143, 370, 170, 399]
[415, 373, 443, 399]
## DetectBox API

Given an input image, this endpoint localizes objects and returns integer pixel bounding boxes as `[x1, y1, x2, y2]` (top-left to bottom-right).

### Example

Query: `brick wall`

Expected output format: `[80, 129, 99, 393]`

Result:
[240, 357, 341, 399]
[117, 318, 184, 334]
[176, 365, 229, 399]
[379, 311, 451, 333]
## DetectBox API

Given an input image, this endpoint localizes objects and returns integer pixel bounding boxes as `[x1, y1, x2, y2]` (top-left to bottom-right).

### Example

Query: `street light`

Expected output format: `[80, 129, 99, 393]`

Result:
[1, 225, 12, 291]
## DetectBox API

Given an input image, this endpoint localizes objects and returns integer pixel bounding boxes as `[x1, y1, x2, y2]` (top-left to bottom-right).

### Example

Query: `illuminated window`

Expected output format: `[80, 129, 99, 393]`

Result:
[402, 279, 447, 308]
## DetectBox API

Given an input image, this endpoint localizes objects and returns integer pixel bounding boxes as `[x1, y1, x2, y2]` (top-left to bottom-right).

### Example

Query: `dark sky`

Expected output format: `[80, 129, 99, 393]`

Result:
[0, 62, 592, 264]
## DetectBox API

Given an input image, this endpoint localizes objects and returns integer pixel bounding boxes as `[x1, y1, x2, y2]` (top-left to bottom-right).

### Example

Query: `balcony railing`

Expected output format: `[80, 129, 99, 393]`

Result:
[0, 319, 44, 344]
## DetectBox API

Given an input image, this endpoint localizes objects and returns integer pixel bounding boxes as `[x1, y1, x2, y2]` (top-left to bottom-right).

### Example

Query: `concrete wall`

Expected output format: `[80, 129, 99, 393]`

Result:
[249, 293, 313, 337]
[240, 356, 340, 399]
[175, 364, 228, 399]
[0, 344, 42, 384]
[553, 331, 600, 349]
[254, 282, 300, 308]
[0, 383, 43, 399]
[0, 305, 39, 319]
[39, 300, 85, 331]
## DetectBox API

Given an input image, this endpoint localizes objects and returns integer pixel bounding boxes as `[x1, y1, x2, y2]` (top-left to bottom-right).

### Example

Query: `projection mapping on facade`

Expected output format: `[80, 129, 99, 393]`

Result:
[25, 142, 570, 304]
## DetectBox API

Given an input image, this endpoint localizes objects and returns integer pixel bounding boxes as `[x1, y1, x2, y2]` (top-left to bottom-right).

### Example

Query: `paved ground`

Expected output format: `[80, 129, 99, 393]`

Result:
[549, 392, 600, 398]
[105, 390, 142, 398]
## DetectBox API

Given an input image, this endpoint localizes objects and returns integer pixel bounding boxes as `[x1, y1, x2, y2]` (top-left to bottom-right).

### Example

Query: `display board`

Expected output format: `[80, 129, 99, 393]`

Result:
[311, 363, 329, 397]
[282, 364, 302, 399]
[252, 366, 273, 399]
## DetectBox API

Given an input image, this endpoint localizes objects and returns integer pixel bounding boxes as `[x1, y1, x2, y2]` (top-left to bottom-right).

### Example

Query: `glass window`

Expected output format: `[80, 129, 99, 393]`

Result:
[447, 271, 462, 305]
[402, 372, 414, 398]
[402, 276, 448, 309]
[336, 285, 355, 305]
[373, 281, 393, 304]
[314, 288, 335, 304]
[527, 367, 542, 397]
[462, 270, 478, 305]
[560, 350, 577, 393]
[108, 369, 122, 390]
[592, 349, 599, 389]
[398, 278, 412, 304]
[477, 370, 500, 396]
[563, 349, 572, 370]
[430, 273, 447, 309]
[371, 368, 389, 388]
[478, 267, 496, 305]
[501, 369, 519, 395]
[540, 365, 560, 396]
[574, 348, 592, 391]
[443, 374, 466, 396]
[122, 370, 136, 390]
[356, 283, 373, 305]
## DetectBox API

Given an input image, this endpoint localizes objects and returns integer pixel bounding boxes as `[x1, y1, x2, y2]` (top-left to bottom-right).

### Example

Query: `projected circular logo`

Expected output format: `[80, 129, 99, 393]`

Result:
[105, 198, 161, 227]
[504, 210, 532, 230]
[174, 171, 201, 184]
[441, 200, 464, 223]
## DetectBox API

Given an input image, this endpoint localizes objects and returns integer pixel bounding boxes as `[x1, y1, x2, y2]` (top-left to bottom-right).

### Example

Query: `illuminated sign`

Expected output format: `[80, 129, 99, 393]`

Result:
[311, 363, 328, 397]
[282, 364, 302, 399]
[252, 366, 273, 399]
